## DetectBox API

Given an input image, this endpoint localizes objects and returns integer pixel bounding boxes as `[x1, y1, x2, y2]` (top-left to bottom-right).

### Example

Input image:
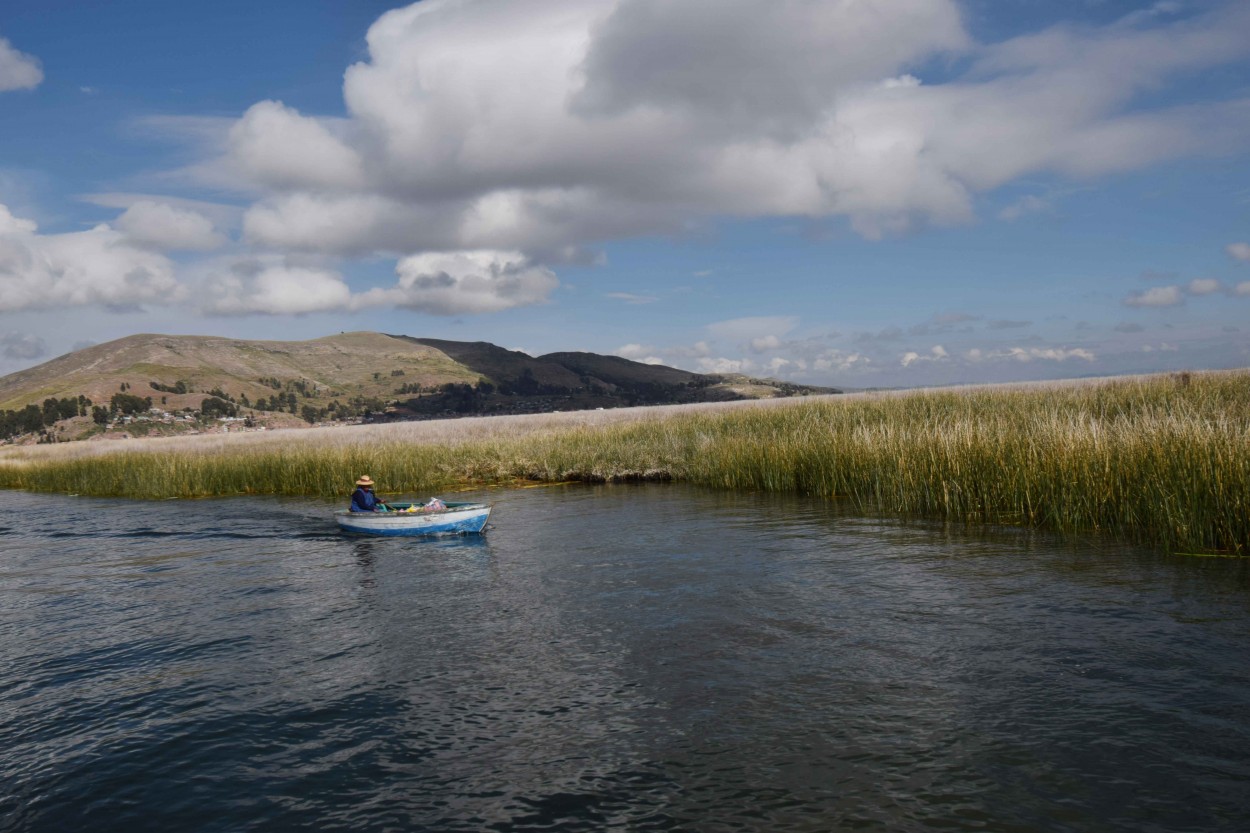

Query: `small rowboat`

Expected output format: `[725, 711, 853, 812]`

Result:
[336, 502, 492, 536]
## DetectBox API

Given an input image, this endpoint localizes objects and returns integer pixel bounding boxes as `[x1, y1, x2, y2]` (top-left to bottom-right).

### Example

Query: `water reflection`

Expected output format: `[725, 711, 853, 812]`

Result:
[0, 485, 1247, 832]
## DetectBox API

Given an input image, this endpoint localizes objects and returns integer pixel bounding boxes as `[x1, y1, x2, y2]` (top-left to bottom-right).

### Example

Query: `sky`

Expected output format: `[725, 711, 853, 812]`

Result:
[1, 0, 1249, 389]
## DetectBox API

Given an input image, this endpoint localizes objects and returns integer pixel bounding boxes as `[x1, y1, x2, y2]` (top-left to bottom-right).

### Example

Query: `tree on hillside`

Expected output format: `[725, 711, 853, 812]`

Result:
[110, 392, 152, 415]
[200, 397, 238, 419]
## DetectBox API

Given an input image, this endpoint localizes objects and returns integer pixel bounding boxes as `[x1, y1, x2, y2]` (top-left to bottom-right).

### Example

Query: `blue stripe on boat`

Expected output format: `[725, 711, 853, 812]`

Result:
[335, 503, 491, 536]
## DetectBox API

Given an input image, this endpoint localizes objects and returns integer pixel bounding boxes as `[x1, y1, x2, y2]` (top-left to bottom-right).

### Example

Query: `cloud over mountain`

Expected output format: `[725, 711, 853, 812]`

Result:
[116, 201, 226, 252]
[213, 0, 1250, 263]
[0, 204, 181, 312]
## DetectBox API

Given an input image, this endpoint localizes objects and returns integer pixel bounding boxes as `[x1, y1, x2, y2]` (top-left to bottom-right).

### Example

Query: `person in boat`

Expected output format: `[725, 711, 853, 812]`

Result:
[350, 475, 387, 512]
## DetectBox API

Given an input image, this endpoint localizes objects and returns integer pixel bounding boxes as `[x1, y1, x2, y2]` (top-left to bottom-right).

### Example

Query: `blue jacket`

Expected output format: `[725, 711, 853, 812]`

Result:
[350, 487, 382, 512]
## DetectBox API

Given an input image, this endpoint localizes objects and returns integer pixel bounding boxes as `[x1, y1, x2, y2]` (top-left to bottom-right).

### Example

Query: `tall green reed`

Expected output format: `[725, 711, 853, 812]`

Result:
[2, 372, 1246, 553]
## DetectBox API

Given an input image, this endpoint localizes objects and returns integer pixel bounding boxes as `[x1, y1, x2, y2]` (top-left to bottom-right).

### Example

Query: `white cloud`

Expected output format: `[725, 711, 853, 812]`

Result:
[1235, 281, 1250, 296]
[116, 201, 226, 251]
[901, 345, 949, 366]
[191, 0, 1250, 262]
[574, 0, 967, 133]
[0, 203, 181, 312]
[614, 343, 664, 364]
[615, 343, 651, 359]
[697, 357, 748, 374]
[1118, 2, 1184, 28]
[966, 344, 1095, 363]
[228, 101, 364, 191]
[1, 332, 46, 360]
[1124, 285, 1184, 307]
[0, 37, 42, 92]
[631, 340, 715, 363]
[84, 192, 242, 232]
[200, 248, 559, 317]
[242, 192, 452, 256]
[1004, 347, 1096, 362]
[812, 349, 868, 373]
[203, 259, 351, 315]
[749, 335, 782, 353]
[353, 249, 559, 315]
[1228, 242, 1250, 262]
[1186, 277, 1222, 295]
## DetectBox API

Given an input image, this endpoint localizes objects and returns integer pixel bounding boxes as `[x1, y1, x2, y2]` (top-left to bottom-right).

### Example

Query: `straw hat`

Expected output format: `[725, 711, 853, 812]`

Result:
[355, 475, 375, 487]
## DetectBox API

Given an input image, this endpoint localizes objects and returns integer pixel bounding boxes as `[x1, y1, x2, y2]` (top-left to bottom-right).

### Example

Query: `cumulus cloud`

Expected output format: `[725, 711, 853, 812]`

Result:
[199, 248, 560, 317]
[614, 344, 665, 364]
[228, 101, 364, 191]
[116, 201, 226, 251]
[1235, 281, 1250, 296]
[1124, 285, 1183, 307]
[353, 250, 559, 315]
[900, 345, 949, 367]
[574, 0, 967, 134]
[749, 335, 783, 353]
[1228, 242, 1250, 262]
[1186, 277, 1223, 295]
[812, 349, 869, 373]
[0, 37, 42, 92]
[82, 192, 243, 231]
[196, 0, 1250, 262]
[0, 203, 181, 312]
[1005, 347, 1095, 362]
[203, 258, 352, 315]
[697, 357, 747, 374]
[964, 345, 1095, 363]
[1, 331, 47, 360]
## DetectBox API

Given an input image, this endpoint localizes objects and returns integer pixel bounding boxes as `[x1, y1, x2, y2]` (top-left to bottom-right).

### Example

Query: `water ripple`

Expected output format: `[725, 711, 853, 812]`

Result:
[1, 486, 1249, 832]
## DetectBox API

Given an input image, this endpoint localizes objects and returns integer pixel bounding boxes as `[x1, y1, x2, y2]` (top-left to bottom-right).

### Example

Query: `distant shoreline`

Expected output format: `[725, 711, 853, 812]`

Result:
[2, 370, 1246, 556]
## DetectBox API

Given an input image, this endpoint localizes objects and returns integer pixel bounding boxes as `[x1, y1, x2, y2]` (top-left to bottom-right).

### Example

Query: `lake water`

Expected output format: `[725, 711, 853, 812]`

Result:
[1, 484, 1248, 832]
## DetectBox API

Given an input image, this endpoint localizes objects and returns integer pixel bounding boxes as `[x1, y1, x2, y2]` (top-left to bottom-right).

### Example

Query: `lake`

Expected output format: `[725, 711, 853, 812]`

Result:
[1, 485, 1248, 832]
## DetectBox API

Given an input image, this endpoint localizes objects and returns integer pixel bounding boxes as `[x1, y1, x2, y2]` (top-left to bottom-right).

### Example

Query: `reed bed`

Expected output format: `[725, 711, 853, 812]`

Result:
[2, 372, 1247, 554]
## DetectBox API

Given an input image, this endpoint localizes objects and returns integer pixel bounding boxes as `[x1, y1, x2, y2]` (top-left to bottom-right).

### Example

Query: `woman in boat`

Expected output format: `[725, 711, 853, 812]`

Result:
[350, 475, 387, 512]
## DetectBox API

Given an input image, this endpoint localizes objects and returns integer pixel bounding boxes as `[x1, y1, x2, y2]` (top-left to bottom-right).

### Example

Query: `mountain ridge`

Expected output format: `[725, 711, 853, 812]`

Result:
[0, 331, 839, 442]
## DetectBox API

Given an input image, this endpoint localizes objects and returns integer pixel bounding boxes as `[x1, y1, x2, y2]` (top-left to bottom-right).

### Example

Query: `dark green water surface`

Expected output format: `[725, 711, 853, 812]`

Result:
[1, 485, 1248, 832]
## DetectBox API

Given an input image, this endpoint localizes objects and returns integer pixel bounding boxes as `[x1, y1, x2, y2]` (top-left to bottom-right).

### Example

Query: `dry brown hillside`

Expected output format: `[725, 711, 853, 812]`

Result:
[0, 332, 479, 412]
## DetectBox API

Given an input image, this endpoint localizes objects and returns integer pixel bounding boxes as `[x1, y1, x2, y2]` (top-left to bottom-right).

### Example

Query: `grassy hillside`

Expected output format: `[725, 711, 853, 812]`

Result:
[0, 332, 477, 413]
[0, 331, 835, 443]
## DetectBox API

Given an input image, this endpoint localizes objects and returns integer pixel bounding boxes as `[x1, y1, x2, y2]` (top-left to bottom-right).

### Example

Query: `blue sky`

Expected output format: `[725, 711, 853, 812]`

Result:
[1, 0, 1249, 388]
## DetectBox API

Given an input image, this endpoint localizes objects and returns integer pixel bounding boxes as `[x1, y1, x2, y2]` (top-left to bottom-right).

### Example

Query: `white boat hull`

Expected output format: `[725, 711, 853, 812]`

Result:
[336, 502, 491, 536]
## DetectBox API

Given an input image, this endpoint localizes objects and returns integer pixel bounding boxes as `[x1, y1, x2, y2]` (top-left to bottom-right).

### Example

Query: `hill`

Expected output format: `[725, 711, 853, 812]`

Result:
[0, 332, 838, 442]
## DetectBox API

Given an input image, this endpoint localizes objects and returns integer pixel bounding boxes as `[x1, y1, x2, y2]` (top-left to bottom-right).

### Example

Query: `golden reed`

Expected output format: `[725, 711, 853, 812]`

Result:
[2, 371, 1246, 554]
